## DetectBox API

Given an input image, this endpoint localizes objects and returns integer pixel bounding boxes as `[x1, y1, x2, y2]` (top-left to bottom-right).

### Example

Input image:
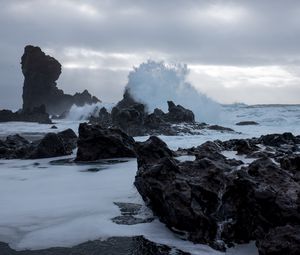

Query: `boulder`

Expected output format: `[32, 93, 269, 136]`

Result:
[21, 45, 100, 115]
[76, 123, 136, 161]
[164, 101, 195, 123]
[134, 134, 300, 252]
[257, 225, 300, 255]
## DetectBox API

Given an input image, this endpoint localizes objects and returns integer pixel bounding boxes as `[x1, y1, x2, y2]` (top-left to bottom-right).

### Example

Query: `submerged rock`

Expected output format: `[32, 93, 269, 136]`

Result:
[236, 121, 259, 126]
[134, 134, 300, 252]
[21, 45, 100, 115]
[76, 123, 136, 161]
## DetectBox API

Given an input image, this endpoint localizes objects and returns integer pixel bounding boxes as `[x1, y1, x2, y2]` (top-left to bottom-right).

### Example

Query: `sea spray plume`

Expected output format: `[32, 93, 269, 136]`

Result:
[126, 60, 220, 122]
[66, 102, 114, 120]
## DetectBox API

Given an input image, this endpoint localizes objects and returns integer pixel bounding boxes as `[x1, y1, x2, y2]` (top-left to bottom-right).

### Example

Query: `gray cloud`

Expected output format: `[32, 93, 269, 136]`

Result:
[0, 0, 300, 108]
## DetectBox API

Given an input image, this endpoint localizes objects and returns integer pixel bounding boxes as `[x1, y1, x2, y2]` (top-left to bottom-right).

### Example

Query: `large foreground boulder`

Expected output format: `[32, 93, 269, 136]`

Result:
[134, 134, 300, 253]
[21, 45, 100, 115]
[76, 123, 136, 161]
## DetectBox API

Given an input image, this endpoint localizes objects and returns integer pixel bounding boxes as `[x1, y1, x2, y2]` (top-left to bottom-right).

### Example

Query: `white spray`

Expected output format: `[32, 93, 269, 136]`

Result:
[126, 60, 220, 123]
[66, 102, 114, 121]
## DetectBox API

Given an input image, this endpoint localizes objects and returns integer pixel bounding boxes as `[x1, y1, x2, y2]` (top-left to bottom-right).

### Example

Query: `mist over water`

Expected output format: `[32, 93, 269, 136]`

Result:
[126, 60, 220, 123]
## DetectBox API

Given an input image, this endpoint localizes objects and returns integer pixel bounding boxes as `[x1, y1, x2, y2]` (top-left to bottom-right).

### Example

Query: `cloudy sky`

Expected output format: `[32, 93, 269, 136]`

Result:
[1, 0, 300, 109]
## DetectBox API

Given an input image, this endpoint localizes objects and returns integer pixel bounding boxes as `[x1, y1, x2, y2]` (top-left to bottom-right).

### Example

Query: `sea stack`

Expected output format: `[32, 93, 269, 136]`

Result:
[21, 45, 100, 115]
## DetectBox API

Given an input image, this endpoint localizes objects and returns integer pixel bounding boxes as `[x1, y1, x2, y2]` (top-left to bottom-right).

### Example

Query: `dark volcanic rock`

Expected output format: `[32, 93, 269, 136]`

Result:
[164, 101, 195, 123]
[0, 129, 76, 159]
[134, 134, 300, 252]
[28, 133, 69, 159]
[0, 236, 189, 255]
[21, 45, 100, 115]
[236, 121, 259, 126]
[257, 225, 300, 255]
[0, 105, 52, 124]
[76, 123, 136, 161]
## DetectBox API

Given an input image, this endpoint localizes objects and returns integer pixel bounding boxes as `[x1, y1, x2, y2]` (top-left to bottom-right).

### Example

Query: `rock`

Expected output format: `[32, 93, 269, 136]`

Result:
[57, 128, 77, 152]
[164, 101, 195, 123]
[257, 225, 300, 255]
[135, 134, 300, 252]
[0, 236, 189, 255]
[76, 123, 136, 161]
[28, 133, 70, 159]
[0, 105, 52, 124]
[50, 125, 58, 129]
[21, 45, 100, 115]
[0, 129, 76, 159]
[259, 132, 298, 147]
[236, 121, 259, 126]
[207, 125, 234, 132]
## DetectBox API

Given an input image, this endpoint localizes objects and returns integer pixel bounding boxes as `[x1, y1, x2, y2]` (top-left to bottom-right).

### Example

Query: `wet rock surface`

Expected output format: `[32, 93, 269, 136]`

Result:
[0, 129, 77, 159]
[76, 123, 136, 161]
[21, 45, 99, 116]
[90, 90, 232, 136]
[236, 121, 259, 126]
[134, 133, 300, 254]
[0, 236, 189, 255]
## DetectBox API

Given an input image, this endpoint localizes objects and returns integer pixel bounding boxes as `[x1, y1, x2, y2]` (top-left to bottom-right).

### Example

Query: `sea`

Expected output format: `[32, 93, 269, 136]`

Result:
[0, 104, 299, 254]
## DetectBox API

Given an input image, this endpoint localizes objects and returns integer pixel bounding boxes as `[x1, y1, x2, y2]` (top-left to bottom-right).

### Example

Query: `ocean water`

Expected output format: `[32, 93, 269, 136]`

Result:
[0, 104, 299, 254]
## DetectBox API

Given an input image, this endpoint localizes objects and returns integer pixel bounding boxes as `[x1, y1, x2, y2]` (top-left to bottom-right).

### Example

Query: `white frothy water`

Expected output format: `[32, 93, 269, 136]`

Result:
[66, 102, 114, 121]
[126, 60, 220, 123]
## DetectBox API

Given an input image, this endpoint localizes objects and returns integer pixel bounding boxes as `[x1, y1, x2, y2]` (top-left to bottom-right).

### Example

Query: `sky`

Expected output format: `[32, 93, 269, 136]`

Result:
[1, 0, 300, 109]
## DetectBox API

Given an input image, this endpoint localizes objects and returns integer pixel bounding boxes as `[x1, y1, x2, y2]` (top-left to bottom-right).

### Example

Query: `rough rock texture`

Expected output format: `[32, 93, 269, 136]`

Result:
[0, 105, 52, 124]
[21, 45, 100, 115]
[0, 236, 189, 255]
[90, 90, 230, 136]
[134, 133, 300, 253]
[0, 129, 77, 159]
[257, 225, 300, 255]
[76, 123, 136, 161]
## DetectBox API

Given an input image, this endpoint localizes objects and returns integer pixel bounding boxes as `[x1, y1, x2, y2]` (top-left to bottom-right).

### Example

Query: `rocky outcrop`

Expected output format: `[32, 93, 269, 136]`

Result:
[21, 45, 100, 115]
[0, 105, 52, 124]
[0, 129, 77, 159]
[134, 133, 300, 253]
[90, 90, 228, 136]
[76, 123, 136, 161]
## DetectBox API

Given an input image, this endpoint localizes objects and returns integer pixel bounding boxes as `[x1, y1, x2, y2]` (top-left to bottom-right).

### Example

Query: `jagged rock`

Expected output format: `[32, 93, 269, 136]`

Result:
[259, 132, 299, 147]
[0, 105, 52, 124]
[0, 129, 76, 159]
[236, 121, 259, 126]
[164, 101, 195, 123]
[135, 134, 300, 252]
[257, 225, 300, 255]
[21, 45, 100, 115]
[50, 125, 58, 129]
[76, 123, 136, 161]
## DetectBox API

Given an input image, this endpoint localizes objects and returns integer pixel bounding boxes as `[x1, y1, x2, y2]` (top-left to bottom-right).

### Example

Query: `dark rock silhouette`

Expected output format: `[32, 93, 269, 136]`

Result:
[21, 45, 100, 115]
[76, 123, 136, 161]
[134, 133, 300, 252]
[90, 89, 226, 136]
[236, 121, 259, 126]
[0, 129, 77, 159]
[0, 105, 52, 124]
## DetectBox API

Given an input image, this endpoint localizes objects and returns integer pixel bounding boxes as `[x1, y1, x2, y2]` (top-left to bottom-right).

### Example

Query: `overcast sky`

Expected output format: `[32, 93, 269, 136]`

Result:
[1, 0, 300, 109]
